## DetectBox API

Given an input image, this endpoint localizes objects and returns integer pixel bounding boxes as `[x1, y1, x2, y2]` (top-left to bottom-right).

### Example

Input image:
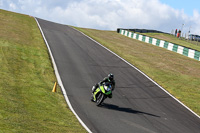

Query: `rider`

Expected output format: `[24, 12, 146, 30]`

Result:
[92, 73, 115, 100]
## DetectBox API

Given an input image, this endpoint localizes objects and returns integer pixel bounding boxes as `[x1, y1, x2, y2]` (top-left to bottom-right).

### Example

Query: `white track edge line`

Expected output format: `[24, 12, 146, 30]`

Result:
[34, 18, 92, 133]
[72, 27, 200, 119]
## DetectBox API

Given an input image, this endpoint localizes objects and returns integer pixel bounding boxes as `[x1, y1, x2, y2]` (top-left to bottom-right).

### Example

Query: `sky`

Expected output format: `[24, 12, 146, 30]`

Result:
[0, 0, 200, 35]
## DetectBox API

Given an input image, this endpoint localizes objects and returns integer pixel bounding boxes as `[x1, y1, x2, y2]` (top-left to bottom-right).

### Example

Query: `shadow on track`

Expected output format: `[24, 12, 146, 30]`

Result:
[102, 103, 160, 118]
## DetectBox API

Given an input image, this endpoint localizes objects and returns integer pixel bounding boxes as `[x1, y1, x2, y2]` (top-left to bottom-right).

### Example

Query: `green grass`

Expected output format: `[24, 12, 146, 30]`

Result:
[0, 9, 86, 133]
[74, 27, 200, 116]
[139, 32, 200, 51]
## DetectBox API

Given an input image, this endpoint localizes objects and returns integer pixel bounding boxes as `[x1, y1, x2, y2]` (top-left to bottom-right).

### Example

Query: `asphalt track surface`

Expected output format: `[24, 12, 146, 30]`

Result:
[36, 18, 200, 133]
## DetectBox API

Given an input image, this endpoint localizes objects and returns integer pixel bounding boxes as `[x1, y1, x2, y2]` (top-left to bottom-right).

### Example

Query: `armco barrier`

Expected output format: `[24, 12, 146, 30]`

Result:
[119, 29, 200, 61]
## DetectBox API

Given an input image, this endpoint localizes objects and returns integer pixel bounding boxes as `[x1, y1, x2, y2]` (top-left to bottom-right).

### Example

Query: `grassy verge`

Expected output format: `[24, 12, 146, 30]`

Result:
[74, 27, 200, 116]
[139, 32, 200, 51]
[0, 9, 86, 132]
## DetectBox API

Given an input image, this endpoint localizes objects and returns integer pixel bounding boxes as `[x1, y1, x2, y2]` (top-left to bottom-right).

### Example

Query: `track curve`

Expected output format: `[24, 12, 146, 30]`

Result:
[36, 18, 200, 133]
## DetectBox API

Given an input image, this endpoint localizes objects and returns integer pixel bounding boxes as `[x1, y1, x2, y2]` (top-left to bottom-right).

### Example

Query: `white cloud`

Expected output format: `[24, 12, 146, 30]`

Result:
[190, 10, 200, 34]
[1, 0, 200, 34]
[9, 3, 17, 10]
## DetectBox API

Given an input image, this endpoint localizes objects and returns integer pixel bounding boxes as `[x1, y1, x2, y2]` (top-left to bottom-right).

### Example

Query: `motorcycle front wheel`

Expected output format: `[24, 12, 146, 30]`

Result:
[96, 93, 105, 106]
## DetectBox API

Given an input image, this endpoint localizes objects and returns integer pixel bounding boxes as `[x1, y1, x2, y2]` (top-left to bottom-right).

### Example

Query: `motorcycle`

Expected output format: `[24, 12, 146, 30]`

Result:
[91, 83, 112, 106]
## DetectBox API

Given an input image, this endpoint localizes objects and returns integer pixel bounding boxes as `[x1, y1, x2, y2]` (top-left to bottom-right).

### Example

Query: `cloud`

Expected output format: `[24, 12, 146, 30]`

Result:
[9, 3, 17, 10]
[190, 10, 200, 34]
[1, 0, 200, 34]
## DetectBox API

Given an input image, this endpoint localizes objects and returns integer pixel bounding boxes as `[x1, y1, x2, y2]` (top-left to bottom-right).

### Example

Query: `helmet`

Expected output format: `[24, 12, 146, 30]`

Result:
[108, 73, 114, 81]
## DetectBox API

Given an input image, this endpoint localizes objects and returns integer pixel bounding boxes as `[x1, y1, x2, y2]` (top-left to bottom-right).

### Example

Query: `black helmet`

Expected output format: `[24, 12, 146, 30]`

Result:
[108, 73, 114, 81]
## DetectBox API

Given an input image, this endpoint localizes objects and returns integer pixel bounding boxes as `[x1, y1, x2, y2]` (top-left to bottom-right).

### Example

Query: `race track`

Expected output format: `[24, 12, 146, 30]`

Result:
[36, 18, 200, 133]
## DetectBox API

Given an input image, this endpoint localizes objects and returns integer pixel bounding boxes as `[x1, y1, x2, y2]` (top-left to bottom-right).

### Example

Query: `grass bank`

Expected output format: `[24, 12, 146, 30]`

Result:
[0, 9, 86, 132]
[75, 27, 200, 116]
[139, 32, 200, 51]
